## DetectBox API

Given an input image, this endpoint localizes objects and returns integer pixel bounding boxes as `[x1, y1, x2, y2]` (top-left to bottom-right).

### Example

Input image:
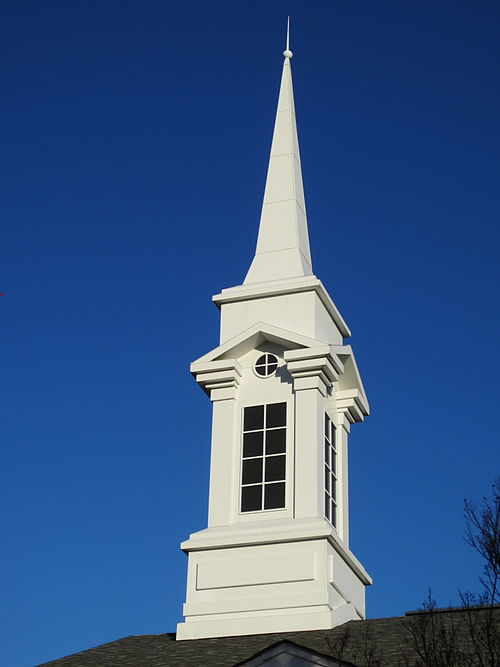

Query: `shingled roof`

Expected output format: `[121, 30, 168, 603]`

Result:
[37, 607, 500, 667]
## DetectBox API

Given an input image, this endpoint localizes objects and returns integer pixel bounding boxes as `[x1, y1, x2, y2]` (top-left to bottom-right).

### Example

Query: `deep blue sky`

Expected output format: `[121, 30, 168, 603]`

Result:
[1, 1, 499, 665]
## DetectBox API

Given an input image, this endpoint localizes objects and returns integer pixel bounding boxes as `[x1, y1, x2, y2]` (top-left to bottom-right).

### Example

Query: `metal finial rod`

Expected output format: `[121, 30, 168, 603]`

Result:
[283, 16, 293, 58]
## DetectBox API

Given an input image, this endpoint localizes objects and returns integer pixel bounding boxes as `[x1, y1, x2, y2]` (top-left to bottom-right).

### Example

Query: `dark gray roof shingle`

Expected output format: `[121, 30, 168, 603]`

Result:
[38, 607, 500, 667]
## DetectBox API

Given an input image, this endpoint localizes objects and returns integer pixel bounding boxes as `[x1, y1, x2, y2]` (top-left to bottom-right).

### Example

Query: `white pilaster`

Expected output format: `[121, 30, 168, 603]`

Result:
[286, 347, 340, 521]
[191, 360, 242, 527]
[207, 397, 236, 527]
[338, 415, 351, 547]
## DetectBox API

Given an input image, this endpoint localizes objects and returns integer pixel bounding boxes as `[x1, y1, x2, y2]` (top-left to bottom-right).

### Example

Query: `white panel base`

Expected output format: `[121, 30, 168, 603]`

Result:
[176, 532, 368, 641]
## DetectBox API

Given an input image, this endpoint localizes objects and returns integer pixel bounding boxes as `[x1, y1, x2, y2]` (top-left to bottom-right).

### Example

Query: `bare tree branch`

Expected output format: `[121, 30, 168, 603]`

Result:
[464, 476, 500, 605]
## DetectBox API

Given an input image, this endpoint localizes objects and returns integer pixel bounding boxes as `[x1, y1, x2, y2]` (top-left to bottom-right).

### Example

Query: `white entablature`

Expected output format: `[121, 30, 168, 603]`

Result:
[177, 41, 371, 641]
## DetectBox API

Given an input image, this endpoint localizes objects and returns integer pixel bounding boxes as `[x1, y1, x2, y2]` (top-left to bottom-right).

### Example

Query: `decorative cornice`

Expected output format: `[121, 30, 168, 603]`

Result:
[190, 359, 242, 400]
[336, 389, 369, 423]
[285, 346, 343, 394]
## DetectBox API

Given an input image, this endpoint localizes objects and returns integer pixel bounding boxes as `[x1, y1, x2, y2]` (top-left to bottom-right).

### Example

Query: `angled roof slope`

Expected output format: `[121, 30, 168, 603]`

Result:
[37, 608, 500, 667]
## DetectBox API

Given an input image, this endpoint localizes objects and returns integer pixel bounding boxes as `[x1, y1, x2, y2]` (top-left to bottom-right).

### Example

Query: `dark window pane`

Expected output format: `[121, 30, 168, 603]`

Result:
[325, 413, 329, 437]
[325, 439, 330, 467]
[242, 458, 263, 485]
[331, 500, 337, 528]
[241, 485, 262, 512]
[265, 455, 285, 482]
[266, 428, 286, 454]
[243, 431, 263, 458]
[254, 354, 278, 377]
[266, 402, 286, 428]
[244, 405, 264, 431]
[331, 451, 336, 474]
[264, 482, 285, 509]
[325, 466, 330, 492]
[331, 425, 336, 448]
[330, 473, 336, 501]
[325, 494, 330, 520]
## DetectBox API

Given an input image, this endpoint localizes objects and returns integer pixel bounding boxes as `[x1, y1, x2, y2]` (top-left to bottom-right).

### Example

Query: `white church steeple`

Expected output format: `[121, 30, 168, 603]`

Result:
[244, 38, 312, 284]
[177, 32, 371, 642]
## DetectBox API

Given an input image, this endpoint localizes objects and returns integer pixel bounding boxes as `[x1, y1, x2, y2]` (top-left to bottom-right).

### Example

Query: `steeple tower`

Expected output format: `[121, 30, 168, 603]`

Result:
[177, 32, 371, 641]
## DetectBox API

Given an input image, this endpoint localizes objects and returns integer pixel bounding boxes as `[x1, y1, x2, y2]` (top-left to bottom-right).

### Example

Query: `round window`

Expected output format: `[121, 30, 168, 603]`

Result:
[254, 353, 279, 377]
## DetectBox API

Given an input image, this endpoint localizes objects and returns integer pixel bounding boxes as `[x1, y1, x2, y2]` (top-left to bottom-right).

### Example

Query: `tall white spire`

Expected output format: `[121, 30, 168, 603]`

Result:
[244, 30, 313, 285]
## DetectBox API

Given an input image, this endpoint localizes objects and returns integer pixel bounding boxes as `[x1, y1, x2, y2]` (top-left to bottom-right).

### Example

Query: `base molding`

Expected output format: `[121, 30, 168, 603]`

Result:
[176, 602, 360, 641]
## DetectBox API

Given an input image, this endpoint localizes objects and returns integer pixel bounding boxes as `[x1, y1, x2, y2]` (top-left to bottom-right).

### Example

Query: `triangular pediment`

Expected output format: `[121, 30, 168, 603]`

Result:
[192, 322, 328, 369]
[191, 326, 369, 419]
[240, 639, 357, 666]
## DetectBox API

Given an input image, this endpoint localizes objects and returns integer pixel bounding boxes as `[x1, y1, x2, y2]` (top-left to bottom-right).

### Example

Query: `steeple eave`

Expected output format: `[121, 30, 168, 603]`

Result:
[213, 275, 351, 339]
